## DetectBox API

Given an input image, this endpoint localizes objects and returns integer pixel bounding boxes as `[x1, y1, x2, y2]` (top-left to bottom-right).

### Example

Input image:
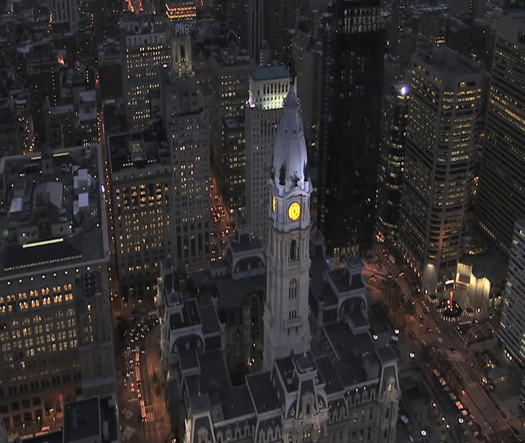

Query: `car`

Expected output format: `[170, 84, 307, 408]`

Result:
[398, 272, 406, 278]
[426, 327, 432, 333]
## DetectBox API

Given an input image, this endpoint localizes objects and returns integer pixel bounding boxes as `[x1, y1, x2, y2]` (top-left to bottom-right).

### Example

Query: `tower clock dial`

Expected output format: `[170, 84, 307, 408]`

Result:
[288, 202, 301, 221]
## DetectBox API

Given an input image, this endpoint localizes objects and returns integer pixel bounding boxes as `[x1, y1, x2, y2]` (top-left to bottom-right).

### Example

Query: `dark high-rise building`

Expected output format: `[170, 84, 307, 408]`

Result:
[500, 219, 525, 365]
[478, 13, 525, 254]
[376, 82, 409, 247]
[209, 45, 255, 215]
[247, 0, 264, 62]
[264, 0, 300, 61]
[392, 0, 409, 33]
[316, 0, 385, 255]
[214, 0, 248, 45]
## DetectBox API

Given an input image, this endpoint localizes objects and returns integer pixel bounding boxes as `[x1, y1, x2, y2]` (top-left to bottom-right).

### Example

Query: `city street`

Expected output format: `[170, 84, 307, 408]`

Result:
[116, 317, 172, 443]
[364, 246, 517, 441]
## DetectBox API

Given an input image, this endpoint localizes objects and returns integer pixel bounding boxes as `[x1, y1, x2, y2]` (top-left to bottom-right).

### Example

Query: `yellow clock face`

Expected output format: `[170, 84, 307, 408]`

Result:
[272, 197, 277, 213]
[288, 202, 301, 221]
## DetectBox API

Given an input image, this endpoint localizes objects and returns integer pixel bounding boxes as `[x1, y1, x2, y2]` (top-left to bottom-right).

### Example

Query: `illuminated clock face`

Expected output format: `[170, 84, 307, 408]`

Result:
[272, 196, 277, 213]
[288, 202, 301, 221]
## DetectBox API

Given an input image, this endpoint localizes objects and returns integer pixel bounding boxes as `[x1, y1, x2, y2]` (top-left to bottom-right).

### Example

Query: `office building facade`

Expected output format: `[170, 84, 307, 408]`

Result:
[0, 146, 115, 434]
[120, 14, 170, 129]
[316, 0, 385, 255]
[209, 46, 255, 215]
[376, 83, 409, 247]
[500, 220, 525, 365]
[109, 129, 172, 299]
[162, 72, 212, 269]
[478, 13, 525, 253]
[398, 48, 484, 293]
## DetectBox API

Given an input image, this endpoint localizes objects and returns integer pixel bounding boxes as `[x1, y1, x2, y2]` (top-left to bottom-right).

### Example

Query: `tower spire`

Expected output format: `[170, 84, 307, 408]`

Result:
[271, 86, 308, 193]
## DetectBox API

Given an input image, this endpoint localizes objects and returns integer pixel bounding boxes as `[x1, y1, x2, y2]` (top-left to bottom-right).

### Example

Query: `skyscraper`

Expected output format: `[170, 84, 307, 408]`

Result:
[161, 72, 211, 269]
[0, 146, 115, 434]
[245, 65, 289, 246]
[109, 130, 172, 300]
[398, 47, 484, 293]
[47, 0, 80, 31]
[376, 83, 409, 247]
[209, 46, 255, 215]
[120, 14, 170, 129]
[392, 0, 408, 33]
[500, 220, 525, 365]
[316, 0, 385, 255]
[247, 0, 264, 62]
[478, 13, 525, 253]
[166, 0, 197, 77]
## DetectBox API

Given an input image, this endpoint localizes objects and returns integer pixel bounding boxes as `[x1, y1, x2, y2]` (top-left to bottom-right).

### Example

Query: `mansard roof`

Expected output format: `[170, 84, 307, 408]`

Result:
[218, 385, 255, 420]
[246, 372, 280, 414]
[166, 233, 399, 439]
[315, 357, 344, 395]
[199, 351, 232, 393]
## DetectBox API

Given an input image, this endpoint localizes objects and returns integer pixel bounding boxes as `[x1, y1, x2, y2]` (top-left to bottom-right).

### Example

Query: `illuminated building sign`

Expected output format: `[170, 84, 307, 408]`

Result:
[165, 1, 197, 20]
[174, 23, 191, 35]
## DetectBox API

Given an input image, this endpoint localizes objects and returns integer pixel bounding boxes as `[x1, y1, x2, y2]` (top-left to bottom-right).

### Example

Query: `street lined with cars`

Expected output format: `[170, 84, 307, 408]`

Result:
[364, 246, 515, 441]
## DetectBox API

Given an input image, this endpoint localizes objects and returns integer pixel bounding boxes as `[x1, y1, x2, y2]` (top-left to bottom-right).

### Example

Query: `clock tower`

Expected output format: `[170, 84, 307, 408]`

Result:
[263, 84, 312, 370]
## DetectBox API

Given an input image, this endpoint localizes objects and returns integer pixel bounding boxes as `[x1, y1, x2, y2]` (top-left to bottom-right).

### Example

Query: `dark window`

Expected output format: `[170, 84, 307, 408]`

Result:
[290, 240, 298, 261]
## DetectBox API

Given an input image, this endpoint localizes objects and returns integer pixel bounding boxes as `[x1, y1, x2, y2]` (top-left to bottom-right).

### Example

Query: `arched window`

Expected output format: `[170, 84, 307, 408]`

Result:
[289, 278, 297, 300]
[290, 240, 298, 261]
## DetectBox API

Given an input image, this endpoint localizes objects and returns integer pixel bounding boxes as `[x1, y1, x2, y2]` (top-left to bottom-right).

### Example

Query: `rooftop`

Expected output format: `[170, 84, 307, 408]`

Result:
[109, 125, 169, 173]
[20, 431, 63, 443]
[63, 395, 119, 443]
[63, 397, 100, 442]
[414, 47, 483, 84]
[219, 385, 255, 420]
[250, 65, 289, 82]
[246, 372, 280, 413]
[0, 145, 108, 278]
